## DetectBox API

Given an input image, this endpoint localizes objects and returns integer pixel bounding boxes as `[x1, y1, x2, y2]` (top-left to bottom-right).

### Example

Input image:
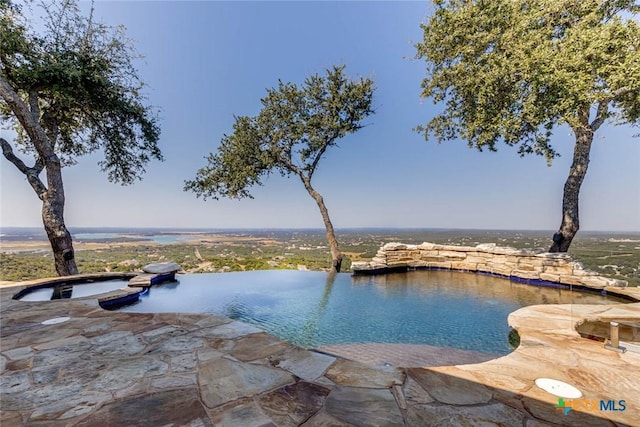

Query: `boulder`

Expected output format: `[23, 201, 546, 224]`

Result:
[142, 262, 181, 274]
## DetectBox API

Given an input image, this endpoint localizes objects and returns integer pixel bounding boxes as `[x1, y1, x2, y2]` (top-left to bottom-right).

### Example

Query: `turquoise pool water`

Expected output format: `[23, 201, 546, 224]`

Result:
[115, 270, 626, 355]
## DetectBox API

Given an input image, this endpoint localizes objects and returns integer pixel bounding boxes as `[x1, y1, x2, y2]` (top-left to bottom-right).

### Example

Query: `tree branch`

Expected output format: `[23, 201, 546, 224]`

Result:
[590, 101, 609, 132]
[589, 87, 632, 132]
[0, 75, 56, 161]
[587, 86, 633, 132]
[34, 156, 44, 174]
[0, 137, 47, 198]
[41, 108, 60, 148]
[307, 143, 328, 180]
[0, 137, 30, 175]
[307, 130, 340, 180]
[612, 86, 631, 98]
[279, 150, 304, 180]
[28, 90, 40, 123]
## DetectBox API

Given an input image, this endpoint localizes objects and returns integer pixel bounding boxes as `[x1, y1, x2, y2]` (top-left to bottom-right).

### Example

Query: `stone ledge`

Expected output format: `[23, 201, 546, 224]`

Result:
[9, 269, 182, 308]
[9, 272, 139, 302]
[10, 272, 137, 289]
[352, 241, 635, 300]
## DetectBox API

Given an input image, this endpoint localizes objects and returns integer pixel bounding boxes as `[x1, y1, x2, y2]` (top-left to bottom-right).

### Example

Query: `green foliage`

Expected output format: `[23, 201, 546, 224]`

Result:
[0, 252, 56, 280]
[508, 329, 521, 349]
[0, 0, 162, 183]
[185, 65, 375, 199]
[415, 0, 640, 163]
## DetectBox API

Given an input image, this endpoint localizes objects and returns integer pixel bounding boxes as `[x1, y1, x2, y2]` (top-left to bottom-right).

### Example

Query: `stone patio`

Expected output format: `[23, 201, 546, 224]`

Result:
[1, 282, 639, 426]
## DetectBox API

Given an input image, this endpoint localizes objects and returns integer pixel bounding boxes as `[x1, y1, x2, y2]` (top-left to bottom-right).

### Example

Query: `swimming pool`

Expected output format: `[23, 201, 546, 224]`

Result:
[16, 279, 131, 301]
[114, 270, 627, 355]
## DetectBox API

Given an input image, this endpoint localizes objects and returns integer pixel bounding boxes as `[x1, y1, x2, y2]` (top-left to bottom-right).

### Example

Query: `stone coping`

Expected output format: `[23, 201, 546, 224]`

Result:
[6, 273, 179, 310]
[8, 272, 137, 289]
[2, 277, 640, 425]
[352, 242, 639, 302]
[7, 273, 144, 307]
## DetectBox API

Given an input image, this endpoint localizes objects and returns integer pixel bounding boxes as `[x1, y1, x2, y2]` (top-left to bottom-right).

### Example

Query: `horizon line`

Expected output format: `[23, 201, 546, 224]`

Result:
[1, 226, 639, 233]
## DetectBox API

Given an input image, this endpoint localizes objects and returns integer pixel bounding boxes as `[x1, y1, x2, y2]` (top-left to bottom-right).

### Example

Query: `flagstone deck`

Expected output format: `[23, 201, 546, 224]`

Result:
[1, 282, 639, 426]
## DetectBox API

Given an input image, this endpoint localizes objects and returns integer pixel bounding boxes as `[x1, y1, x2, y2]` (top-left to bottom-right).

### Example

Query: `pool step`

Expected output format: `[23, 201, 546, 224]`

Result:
[129, 274, 157, 287]
[128, 262, 181, 287]
[128, 272, 176, 287]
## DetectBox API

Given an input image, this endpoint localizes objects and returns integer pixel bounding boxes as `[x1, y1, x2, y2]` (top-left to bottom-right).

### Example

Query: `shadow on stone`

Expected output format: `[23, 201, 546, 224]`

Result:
[75, 389, 212, 427]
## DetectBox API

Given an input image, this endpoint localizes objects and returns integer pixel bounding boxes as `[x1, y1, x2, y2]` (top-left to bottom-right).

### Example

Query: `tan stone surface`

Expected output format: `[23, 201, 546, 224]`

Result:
[269, 348, 336, 381]
[0, 281, 19, 288]
[0, 412, 24, 426]
[324, 386, 404, 427]
[75, 389, 213, 427]
[406, 401, 526, 427]
[437, 302, 640, 426]
[324, 359, 405, 388]
[258, 382, 330, 427]
[401, 376, 435, 405]
[300, 409, 354, 426]
[449, 261, 478, 271]
[230, 331, 294, 361]
[198, 357, 294, 408]
[209, 398, 274, 427]
[408, 367, 493, 405]
[28, 392, 111, 421]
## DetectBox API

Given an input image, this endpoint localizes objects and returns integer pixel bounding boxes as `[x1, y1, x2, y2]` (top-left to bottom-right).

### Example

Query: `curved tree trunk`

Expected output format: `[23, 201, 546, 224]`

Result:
[549, 127, 594, 253]
[0, 78, 78, 276]
[300, 177, 343, 273]
[42, 159, 78, 276]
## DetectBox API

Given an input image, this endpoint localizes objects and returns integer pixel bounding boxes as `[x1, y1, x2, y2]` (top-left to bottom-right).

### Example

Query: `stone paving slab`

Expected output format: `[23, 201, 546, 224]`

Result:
[1, 284, 639, 426]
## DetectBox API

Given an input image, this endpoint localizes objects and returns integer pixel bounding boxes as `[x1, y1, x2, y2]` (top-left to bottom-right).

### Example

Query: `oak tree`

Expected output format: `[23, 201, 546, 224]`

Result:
[186, 65, 374, 272]
[0, 0, 162, 275]
[416, 0, 639, 251]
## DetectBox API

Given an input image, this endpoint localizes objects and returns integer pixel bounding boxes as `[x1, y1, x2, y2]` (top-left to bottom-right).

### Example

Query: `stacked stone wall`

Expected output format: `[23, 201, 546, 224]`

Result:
[352, 242, 628, 290]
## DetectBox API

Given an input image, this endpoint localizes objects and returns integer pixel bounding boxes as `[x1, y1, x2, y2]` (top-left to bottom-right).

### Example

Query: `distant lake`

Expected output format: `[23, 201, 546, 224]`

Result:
[1, 228, 209, 244]
[3, 226, 639, 242]
[74, 233, 123, 240]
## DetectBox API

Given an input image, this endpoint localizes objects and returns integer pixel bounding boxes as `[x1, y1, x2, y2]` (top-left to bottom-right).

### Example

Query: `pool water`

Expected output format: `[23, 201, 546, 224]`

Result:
[115, 270, 627, 355]
[18, 279, 131, 301]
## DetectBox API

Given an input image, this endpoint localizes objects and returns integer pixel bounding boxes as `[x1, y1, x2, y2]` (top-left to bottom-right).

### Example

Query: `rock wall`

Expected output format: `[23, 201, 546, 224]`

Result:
[351, 242, 628, 290]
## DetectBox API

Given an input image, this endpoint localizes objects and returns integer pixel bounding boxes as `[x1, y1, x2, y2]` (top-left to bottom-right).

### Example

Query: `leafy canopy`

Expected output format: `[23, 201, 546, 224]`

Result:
[186, 65, 374, 199]
[415, 0, 640, 163]
[0, 0, 162, 183]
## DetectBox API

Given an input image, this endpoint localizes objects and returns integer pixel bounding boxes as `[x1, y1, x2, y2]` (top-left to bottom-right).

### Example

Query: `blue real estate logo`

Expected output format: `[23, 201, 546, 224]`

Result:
[555, 398, 627, 415]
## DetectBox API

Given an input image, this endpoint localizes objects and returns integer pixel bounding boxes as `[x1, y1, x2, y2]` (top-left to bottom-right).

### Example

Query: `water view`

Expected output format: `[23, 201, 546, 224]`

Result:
[115, 270, 626, 355]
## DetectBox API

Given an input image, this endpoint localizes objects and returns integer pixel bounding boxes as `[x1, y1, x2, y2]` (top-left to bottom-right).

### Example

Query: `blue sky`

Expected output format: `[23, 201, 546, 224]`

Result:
[1, 1, 639, 231]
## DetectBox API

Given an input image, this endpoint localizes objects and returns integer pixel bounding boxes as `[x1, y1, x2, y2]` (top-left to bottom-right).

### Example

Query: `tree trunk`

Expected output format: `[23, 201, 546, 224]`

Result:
[42, 157, 78, 276]
[0, 78, 78, 276]
[300, 177, 343, 272]
[549, 128, 594, 253]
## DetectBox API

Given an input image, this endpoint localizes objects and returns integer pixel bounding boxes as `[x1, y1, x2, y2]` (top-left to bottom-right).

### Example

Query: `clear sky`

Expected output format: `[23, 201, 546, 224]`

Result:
[1, 1, 639, 231]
